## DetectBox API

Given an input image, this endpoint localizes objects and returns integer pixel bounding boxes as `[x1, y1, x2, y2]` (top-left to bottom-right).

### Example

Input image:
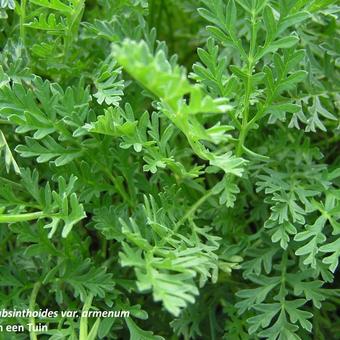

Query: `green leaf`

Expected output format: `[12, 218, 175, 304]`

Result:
[212, 176, 240, 207]
[265, 220, 297, 249]
[305, 96, 337, 132]
[256, 36, 299, 59]
[85, 106, 137, 137]
[285, 299, 313, 332]
[0, 129, 20, 174]
[319, 238, 340, 272]
[25, 13, 67, 34]
[288, 276, 326, 308]
[277, 70, 307, 92]
[247, 303, 281, 335]
[93, 57, 124, 106]
[278, 12, 310, 33]
[294, 216, 327, 268]
[209, 152, 247, 177]
[236, 276, 280, 314]
[61, 258, 114, 301]
[263, 6, 277, 42]
[0, 0, 15, 10]
[126, 318, 164, 340]
[29, 0, 73, 14]
[15, 136, 83, 166]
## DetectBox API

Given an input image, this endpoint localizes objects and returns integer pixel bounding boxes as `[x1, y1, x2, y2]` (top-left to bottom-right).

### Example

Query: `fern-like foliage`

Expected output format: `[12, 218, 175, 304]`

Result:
[0, 0, 339, 339]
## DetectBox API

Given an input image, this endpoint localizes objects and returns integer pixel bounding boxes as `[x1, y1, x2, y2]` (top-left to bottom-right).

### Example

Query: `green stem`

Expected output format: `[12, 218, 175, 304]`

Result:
[0, 211, 44, 223]
[0, 176, 24, 189]
[29, 282, 41, 340]
[236, 9, 257, 157]
[20, 0, 27, 43]
[155, 0, 164, 36]
[209, 309, 216, 340]
[104, 169, 134, 208]
[163, 1, 174, 52]
[0, 119, 14, 125]
[101, 238, 107, 259]
[236, 66, 252, 157]
[279, 251, 288, 304]
[63, 0, 85, 62]
[175, 191, 213, 231]
[79, 294, 93, 340]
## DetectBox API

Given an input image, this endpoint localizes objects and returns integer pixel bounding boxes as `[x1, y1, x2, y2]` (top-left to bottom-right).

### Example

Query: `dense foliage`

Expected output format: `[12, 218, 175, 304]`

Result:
[0, 0, 339, 339]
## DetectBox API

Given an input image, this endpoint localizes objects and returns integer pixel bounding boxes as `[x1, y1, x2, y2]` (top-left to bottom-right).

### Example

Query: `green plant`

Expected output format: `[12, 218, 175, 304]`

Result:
[0, 0, 339, 339]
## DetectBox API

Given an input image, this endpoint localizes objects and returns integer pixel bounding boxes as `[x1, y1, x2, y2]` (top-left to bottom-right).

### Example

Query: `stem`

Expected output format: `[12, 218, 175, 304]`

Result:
[0, 176, 24, 189]
[0, 119, 15, 125]
[29, 282, 41, 340]
[96, 157, 135, 207]
[104, 169, 134, 208]
[20, 0, 27, 43]
[175, 191, 213, 231]
[79, 294, 93, 340]
[155, 0, 164, 36]
[163, 1, 174, 52]
[279, 251, 288, 304]
[236, 66, 252, 156]
[149, 0, 155, 28]
[209, 309, 216, 340]
[63, 0, 85, 62]
[101, 238, 107, 258]
[236, 9, 257, 157]
[0, 211, 44, 223]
